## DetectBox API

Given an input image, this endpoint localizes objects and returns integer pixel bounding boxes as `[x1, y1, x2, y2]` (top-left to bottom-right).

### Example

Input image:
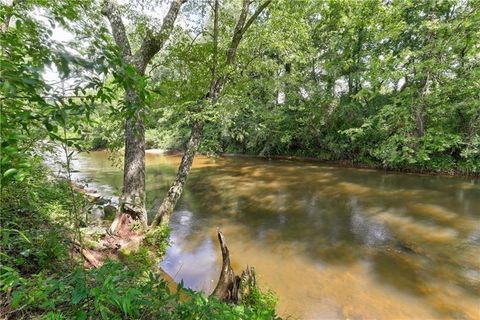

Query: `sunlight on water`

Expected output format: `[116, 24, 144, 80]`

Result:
[73, 151, 480, 320]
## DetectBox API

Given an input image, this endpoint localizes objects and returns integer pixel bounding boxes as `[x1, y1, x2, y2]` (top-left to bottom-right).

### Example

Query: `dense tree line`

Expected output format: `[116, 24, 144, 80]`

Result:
[143, 0, 479, 174]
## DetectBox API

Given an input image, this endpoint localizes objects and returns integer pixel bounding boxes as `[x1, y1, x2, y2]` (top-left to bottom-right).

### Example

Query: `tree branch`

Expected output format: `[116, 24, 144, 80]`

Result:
[226, 0, 250, 65]
[209, 0, 272, 99]
[133, 0, 187, 73]
[226, 0, 272, 65]
[241, 0, 272, 37]
[209, 0, 219, 97]
[101, 0, 132, 59]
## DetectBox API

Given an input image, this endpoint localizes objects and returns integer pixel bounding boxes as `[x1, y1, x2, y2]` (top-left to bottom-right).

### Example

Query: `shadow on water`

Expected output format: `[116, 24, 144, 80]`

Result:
[73, 152, 480, 320]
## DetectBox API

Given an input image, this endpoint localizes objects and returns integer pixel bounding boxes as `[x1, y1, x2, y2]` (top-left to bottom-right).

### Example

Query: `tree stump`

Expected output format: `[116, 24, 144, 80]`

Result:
[211, 230, 257, 304]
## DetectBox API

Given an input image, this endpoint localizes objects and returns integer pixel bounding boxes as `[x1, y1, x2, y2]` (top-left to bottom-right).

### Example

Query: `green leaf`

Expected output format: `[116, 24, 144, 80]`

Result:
[3, 168, 18, 178]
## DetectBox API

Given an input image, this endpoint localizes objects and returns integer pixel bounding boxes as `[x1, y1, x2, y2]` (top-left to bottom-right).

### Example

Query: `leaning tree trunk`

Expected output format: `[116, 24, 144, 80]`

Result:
[151, 121, 203, 227]
[211, 231, 256, 303]
[150, 0, 271, 229]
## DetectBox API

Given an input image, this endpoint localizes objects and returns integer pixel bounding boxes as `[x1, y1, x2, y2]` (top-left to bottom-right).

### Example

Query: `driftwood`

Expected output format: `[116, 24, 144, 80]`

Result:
[211, 231, 256, 303]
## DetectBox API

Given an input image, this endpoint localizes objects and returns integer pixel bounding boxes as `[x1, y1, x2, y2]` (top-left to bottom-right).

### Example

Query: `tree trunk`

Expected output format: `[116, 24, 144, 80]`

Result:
[0, 0, 15, 33]
[150, 0, 271, 229]
[414, 73, 430, 138]
[211, 231, 238, 301]
[122, 110, 147, 224]
[415, 106, 425, 138]
[151, 121, 203, 227]
[102, 0, 186, 233]
[110, 90, 147, 233]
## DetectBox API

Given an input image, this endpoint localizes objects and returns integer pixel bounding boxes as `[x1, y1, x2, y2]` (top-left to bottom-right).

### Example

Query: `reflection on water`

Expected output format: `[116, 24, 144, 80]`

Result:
[73, 151, 480, 319]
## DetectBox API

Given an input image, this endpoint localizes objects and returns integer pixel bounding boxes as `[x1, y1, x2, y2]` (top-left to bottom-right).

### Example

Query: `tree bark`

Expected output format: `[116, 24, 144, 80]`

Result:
[211, 231, 256, 303]
[151, 0, 271, 229]
[151, 121, 204, 227]
[102, 0, 186, 231]
[415, 106, 425, 138]
[120, 89, 147, 225]
[132, 0, 187, 74]
[414, 73, 430, 138]
[211, 231, 238, 301]
[0, 0, 16, 33]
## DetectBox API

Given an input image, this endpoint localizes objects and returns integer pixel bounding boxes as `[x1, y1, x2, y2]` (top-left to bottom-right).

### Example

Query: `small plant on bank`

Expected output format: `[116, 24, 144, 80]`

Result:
[144, 225, 171, 258]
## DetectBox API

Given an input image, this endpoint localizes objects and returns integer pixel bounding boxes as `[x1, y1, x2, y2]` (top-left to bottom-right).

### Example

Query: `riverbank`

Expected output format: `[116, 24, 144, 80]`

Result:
[0, 161, 278, 319]
[143, 148, 479, 177]
[220, 153, 480, 177]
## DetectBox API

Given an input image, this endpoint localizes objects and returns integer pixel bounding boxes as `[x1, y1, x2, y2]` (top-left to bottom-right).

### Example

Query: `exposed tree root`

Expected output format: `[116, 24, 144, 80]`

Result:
[69, 219, 145, 270]
[70, 241, 103, 268]
[73, 185, 258, 304]
[109, 211, 134, 235]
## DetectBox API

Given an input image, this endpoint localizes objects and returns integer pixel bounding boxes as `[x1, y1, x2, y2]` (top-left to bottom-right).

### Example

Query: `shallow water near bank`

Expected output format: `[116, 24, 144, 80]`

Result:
[72, 151, 480, 319]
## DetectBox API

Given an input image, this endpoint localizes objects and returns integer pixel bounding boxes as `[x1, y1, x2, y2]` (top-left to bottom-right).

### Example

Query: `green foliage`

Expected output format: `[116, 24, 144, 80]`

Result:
[241, 286, 279, 320]
[152, 0, 478, 174]
[0, 161, 73, 275]
[121, 246, 157, 270]
[145, 128, 187, 150]
[81, 0, 480, 174]
[0, 0, 116, 185]
[0, 163, 278, 319]
[144, 225, 171, 257]
[4, 0, 478, 316]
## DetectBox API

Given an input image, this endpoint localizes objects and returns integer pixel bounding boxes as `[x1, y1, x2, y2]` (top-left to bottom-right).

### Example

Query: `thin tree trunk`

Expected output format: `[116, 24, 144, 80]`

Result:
[415, 73, 430, 138]
[151, 0, 271, 229]
[0, 0, 15, 33]
[415, 107, 425, 138]
[151, 121, 203, 227]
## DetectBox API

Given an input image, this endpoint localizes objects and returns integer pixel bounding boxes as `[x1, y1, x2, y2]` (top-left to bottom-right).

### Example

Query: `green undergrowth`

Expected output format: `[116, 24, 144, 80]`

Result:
[0, 163, 279, 319]
[144, 225, 171, 257]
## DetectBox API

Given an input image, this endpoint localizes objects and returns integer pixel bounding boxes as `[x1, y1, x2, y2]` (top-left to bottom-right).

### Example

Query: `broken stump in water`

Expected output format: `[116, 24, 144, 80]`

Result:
[211, 230, 257, 304]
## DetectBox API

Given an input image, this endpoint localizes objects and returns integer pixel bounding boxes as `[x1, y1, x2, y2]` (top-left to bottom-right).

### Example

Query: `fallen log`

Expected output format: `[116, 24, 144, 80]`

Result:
[211, 230, 256, 304]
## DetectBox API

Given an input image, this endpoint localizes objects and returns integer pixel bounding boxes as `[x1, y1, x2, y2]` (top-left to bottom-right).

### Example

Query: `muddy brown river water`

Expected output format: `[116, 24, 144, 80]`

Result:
[72, 151, 480, 319]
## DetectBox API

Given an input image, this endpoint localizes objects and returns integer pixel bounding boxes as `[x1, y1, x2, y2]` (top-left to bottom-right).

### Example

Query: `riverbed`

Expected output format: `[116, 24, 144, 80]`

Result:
[72, 151, 480, 319]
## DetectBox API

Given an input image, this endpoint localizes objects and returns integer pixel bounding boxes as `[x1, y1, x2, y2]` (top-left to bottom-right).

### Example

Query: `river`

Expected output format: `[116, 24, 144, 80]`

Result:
[72, 151, 480, 319]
